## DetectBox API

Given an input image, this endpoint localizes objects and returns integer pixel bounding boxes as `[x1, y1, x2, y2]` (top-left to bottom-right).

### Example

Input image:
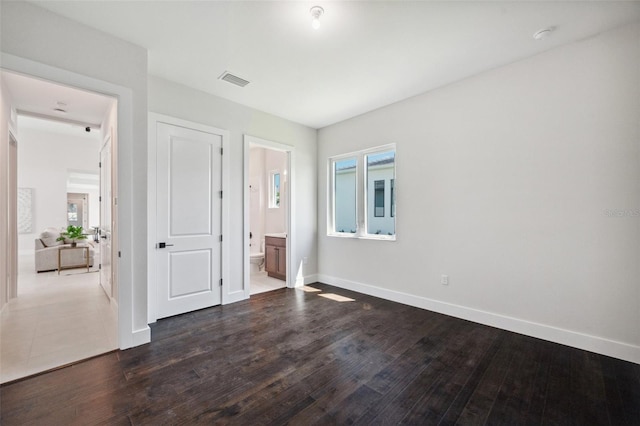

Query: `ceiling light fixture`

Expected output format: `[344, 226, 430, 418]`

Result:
[533, 27, 554, 40]
[310, 6, 324, 30]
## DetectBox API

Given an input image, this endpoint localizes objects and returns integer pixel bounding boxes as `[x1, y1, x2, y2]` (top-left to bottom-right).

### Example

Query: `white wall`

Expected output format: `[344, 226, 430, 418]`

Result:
[318, 23, 640, 363]
[1, 1, 149, 346]
[17, 124, 100, 254]
[148, 76, 318, 295]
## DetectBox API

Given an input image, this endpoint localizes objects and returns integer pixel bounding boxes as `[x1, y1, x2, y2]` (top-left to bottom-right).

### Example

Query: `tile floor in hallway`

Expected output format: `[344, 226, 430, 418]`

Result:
[250, 271, 286, 295]
[0, 254, 117, 384]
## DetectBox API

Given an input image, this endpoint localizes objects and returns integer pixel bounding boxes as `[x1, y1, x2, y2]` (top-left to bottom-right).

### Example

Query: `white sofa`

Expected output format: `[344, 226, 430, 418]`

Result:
[35, 227, 95, 273]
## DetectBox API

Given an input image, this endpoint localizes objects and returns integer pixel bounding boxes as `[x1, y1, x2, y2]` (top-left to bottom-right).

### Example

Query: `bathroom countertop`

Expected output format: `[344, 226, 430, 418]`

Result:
[264, 233, 287, 238]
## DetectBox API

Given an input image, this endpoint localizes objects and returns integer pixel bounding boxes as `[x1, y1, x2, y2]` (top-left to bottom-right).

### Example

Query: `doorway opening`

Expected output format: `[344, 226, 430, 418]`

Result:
[0, 70, 118, 383]
[243, 135, 294, 297]
[67, 192, 89, 229]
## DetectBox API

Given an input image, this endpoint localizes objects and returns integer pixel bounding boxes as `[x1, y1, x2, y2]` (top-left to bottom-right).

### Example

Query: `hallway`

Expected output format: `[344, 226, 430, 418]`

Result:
[0, 254, 117, 383]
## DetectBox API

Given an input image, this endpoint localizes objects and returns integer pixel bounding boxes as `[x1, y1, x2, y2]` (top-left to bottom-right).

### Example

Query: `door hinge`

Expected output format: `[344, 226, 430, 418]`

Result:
[118, 251, 121, 258]
[220, 147, 223, 155]
[99, 196, 102, 202]
[219, 278, 223, 286]
[99, 161, 102, 168]
[99, 263, 102, 270]
[219, 235, 223, 242]
[219, 190, 223, 199]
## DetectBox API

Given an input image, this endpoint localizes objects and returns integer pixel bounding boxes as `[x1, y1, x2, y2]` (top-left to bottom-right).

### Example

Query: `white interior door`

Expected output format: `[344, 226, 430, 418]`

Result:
[99, 135, 112, 297]
[156, 122, 222, 319]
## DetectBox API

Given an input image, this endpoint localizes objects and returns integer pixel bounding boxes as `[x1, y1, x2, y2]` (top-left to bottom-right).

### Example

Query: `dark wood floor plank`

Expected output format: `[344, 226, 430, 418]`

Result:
[355, 318, 471, 424]
[287, 338, 395, 423]
[568, 350, 610, 426]
[481, 334, 547, 425]
[364, 317, 459, 398]
[396, 324, 504, 425]
[315, 384, 383, 425]
[601, 355, 640, 426]
[2, 283, 639, 426]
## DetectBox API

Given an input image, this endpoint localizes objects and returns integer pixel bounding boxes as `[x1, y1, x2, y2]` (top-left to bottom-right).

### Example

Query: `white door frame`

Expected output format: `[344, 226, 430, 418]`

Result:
[147, 113, 230, 324]
[0, 53, 145, 349]
[243, 134, 296, 299]
[7, 131, 18, 301]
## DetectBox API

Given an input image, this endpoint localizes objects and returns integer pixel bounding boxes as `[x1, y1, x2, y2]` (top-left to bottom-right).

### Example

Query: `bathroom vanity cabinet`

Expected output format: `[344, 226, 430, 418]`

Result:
[265, 236, 286, 281]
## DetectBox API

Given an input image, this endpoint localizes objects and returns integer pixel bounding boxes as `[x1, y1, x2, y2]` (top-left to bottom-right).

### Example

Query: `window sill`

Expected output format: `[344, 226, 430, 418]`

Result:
[327, 233, 396, 241]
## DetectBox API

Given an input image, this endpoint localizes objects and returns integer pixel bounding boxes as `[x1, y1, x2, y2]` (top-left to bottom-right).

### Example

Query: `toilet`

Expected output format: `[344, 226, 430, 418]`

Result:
[249, 239, 265, 274]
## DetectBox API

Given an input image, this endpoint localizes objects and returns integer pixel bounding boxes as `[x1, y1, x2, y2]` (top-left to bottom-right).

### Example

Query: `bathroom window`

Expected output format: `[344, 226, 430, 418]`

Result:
[269, 171, 280, 208]
[328, 144, 395, 240]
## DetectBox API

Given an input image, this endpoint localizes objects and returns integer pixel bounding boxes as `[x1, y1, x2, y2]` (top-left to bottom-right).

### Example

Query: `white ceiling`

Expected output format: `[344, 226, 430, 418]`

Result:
[29, 1, 640, 129]
[1, 70, 114, 131]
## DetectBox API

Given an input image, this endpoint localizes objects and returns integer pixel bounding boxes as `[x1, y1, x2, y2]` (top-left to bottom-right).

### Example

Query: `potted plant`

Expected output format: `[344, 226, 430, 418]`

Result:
[57, 225, 87, 247]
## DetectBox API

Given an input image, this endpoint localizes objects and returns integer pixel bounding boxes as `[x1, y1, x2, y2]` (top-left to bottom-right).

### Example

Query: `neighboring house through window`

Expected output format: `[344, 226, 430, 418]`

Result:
[329, 144, 396, 240]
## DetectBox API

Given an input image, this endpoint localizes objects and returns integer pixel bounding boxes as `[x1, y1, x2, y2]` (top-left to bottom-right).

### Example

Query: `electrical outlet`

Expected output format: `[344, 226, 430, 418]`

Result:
[441, 275, 449, 286]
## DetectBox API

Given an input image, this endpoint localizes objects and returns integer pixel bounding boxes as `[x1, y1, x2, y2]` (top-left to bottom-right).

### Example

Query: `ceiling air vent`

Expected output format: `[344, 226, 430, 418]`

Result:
[218, 71, 250, 87]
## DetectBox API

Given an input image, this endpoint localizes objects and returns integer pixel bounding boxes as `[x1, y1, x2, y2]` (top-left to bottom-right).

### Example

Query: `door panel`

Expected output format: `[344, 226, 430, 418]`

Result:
[100, 136, 112, 298]
[169, 138, 213, 236]
[169, 250, 212, 297]
[277, 247, 286, 275]
[265, 245, 277, 273]
[157, 122, 222, 319]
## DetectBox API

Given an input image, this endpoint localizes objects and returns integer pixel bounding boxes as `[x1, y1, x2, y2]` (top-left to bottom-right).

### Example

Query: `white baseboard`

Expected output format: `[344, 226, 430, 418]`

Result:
[131, 326, 151, 347]
[224, 290, 247, 305]
[304, 274, 318, 285]
[317, 274, 640, 365]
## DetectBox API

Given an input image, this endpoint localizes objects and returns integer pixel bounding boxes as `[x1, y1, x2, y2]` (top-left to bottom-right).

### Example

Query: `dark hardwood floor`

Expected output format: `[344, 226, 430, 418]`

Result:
[1, 283, 639, 425]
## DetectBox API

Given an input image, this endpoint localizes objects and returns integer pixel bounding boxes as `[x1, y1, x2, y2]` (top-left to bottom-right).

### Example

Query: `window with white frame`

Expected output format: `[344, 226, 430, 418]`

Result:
[332, 157, 357, 234]
[269, 171, 281, 208]
[329, 145, 396, 239]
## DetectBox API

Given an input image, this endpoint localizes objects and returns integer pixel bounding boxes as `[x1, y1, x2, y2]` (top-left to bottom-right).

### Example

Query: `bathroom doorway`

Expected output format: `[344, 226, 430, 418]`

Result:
[243, 135, 293, 296]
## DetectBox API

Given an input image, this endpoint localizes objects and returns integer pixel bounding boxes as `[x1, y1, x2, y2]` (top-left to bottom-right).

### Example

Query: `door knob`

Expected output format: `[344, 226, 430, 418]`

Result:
[157, 242, 174, 249]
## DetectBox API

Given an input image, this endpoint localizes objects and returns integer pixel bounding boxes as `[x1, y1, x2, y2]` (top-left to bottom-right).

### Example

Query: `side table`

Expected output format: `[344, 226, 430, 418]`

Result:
[58, 246, 90, 275]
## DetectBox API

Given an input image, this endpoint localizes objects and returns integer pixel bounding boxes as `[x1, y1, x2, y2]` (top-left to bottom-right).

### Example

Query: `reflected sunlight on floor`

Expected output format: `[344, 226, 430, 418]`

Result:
[318, 293, 356, 302]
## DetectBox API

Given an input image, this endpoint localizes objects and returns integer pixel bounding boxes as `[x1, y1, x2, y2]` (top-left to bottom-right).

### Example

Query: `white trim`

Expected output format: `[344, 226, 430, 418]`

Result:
[243, 135, 296, 301]
[147, 115, 158, 323]
[1, 53, 141, 349]
[147, 112, 231, 320]
[304, 274, 319, 285]
[225, 290, 247, 305]
[131, 326, 151, 347]
[317, 274, 640, 365]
